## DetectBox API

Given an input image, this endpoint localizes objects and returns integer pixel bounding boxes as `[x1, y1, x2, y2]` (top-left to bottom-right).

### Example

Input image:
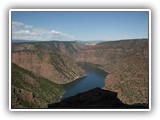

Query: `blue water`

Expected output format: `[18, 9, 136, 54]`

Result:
[61, 63, 107, 99]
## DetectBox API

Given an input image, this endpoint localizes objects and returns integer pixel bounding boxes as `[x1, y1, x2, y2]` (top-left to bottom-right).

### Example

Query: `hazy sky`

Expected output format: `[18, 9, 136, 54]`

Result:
[12, 11, 149, 41]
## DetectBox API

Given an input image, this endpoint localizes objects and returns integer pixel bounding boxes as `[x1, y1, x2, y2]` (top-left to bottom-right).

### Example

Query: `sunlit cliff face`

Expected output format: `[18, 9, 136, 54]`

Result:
[74, 39, 149, 104]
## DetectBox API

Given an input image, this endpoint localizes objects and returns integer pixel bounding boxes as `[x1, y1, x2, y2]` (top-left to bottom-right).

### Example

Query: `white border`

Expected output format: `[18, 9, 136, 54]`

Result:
[10, 9, 150, 12]
[9, 9, 151, 111]
[149, 9, 151, 111]
[9, 9, 12, 111]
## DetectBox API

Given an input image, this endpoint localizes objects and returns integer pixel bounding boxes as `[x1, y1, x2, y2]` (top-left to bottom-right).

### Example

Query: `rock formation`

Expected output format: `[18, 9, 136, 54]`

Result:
[11, 39, 149, 108]
[12, 50, 86, 84]
[48, 87, 148, 109]
[12, 41, 87, 108]
[75, 39, 149, 104]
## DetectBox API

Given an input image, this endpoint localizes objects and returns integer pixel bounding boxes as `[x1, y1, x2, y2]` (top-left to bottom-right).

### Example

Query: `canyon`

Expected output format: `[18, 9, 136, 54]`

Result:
[11, 39, 149, 108]
[74, 39, 149, 104]
[12, 41, 86, 108]
[12, 41, 86, 84]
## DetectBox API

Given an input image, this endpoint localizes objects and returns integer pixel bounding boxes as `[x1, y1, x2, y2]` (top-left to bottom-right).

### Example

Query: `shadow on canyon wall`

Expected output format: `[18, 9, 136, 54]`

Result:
[48, 87, 148, 109]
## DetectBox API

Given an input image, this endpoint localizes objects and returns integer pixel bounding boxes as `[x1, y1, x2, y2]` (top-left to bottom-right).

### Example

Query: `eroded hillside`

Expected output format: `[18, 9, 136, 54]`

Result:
[12, 63, 64, 108]
[12, 41, 86, 108]
[12, 50, 86, 84]
[75, 39, 149, 104]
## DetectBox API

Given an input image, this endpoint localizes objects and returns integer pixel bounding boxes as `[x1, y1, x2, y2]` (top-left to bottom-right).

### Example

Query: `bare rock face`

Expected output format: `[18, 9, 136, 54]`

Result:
[12, 86, 35, 103]
[48, 87, 148, 109]
[74, 39, 149, 104]
[12, 50, 86, 84]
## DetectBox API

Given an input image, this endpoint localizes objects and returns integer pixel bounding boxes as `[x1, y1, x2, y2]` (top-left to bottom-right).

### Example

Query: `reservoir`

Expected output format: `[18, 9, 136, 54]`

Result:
[61, 63, 107, 100]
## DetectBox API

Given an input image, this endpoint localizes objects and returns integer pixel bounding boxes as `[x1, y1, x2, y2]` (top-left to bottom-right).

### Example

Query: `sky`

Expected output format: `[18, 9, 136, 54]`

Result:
[11, 11, 149, 41]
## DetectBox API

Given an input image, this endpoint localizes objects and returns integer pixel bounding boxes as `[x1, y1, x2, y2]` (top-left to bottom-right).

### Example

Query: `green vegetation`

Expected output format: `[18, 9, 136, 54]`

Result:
[12, 63, 64, 109]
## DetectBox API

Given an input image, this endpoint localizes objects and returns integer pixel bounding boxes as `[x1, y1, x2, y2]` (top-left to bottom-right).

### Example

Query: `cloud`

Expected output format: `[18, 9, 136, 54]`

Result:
[12, 21, 24, 27]
[12, 21, 74, 41]
[13, 30, 30, 35]
[24, 25, 32, 28]
[51, 30, 62, 35]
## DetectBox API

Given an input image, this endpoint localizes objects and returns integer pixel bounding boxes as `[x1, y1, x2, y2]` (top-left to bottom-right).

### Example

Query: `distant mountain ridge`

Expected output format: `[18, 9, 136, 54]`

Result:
[12, 40, 40, 43]
[12, 39, 77, 43]
[12, 40, 85, 56]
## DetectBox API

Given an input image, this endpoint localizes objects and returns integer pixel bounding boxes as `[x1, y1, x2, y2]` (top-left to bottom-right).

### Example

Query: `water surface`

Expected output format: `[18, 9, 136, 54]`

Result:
[61, 63, 107, 99]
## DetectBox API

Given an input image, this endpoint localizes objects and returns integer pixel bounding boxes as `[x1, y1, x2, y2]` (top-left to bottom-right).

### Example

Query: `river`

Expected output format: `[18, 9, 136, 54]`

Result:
[61, 62, 107, 100]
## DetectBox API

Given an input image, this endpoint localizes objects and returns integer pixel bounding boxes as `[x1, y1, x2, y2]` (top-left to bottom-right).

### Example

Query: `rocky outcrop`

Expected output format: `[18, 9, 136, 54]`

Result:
[12, 50, 86, 84]
[12, 86, 35, 103]
[48, 87, 148, 109]
[74, 39, 149, 104]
